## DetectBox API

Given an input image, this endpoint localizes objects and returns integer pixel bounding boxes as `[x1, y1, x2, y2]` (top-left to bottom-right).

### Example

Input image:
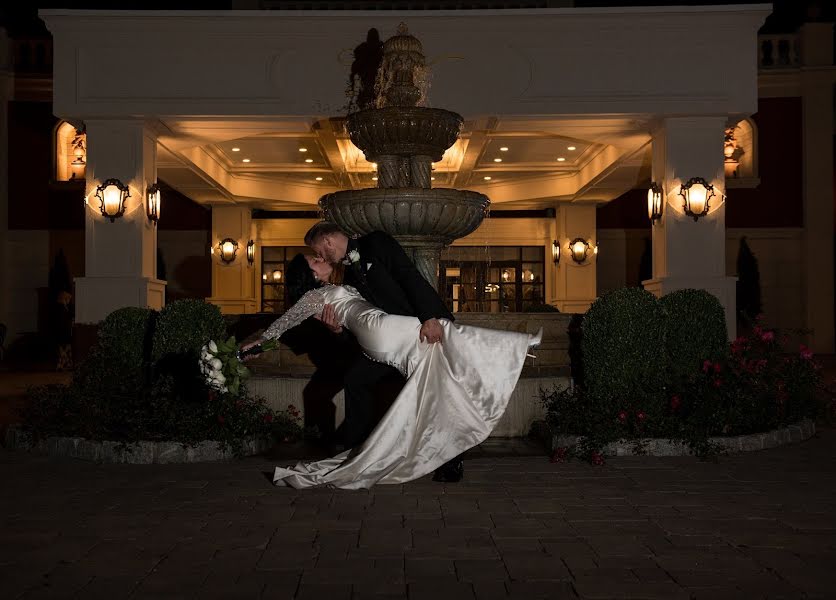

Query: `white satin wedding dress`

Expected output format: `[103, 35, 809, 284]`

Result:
[262, 284, 541, 490]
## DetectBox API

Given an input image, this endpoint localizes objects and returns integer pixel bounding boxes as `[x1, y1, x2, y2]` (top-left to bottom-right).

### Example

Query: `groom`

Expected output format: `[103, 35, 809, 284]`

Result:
[304, 222, 464, 483]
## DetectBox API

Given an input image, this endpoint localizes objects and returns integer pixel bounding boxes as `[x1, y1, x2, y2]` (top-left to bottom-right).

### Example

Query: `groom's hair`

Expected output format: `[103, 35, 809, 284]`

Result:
[304, 221, 344, 246]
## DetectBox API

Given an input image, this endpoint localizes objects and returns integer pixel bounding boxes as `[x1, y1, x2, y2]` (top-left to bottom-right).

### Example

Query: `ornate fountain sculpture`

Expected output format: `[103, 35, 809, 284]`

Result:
[319, 24, 490, 287]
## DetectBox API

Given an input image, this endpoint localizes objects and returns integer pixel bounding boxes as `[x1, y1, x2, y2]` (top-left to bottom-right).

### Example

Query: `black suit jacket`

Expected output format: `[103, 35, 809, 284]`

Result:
[343, 231, 453, 323]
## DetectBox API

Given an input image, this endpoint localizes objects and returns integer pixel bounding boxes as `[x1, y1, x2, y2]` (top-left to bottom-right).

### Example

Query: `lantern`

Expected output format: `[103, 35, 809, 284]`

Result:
[569, 238, 591, 264]
[94, 178, 129, 222]
[647, 182, 663, 223]
[552, 239, 560, 264]
[679, 177, 715, 221]
[146, 183, 161, 225]
[218, 238, 239, 263]
[246, 240, 255, 265]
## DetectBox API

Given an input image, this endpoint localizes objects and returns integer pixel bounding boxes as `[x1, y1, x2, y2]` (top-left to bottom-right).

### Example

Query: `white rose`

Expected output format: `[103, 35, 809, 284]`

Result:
[211, 358, 222, 370]
[348, 249, 360, 263]
[200, 349, 211, 361]
[221, 386, 228, 394]
[209, 340, 218, 353]
[214, 372, 226, 384]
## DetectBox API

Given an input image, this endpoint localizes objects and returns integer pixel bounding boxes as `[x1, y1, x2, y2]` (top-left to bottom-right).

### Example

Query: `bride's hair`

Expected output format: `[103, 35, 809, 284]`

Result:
[286, 253, 318, 304]
[286, 253, 345, 304]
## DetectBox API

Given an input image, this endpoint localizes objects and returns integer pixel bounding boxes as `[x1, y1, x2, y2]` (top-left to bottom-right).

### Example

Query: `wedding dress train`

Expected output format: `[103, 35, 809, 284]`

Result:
[262, 284, 541, 490]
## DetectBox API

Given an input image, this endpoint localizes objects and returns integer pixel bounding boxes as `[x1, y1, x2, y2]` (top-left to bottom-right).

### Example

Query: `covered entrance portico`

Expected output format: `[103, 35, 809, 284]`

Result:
[42, 4, 771, 341]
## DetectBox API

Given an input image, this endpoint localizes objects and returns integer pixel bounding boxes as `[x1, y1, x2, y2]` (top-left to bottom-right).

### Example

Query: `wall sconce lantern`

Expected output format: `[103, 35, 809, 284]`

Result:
[569, 238, 591, 264]
[551, 239, 560, 264]
[271, 269, 282, 282]
[70, 132, 86, 180]
[146, 183, 161, 225]
[246, 240, 255, 265]
[218, 238, 239, 264]
[94, 178, 130, 222]
[679, 177, 715, 221]
[647, 182, 663, 224]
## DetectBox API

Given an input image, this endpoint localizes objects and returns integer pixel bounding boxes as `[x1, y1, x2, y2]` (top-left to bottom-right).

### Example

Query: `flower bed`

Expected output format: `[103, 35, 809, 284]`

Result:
[16, 301, 304, 462]
[541, 288, 823, 463]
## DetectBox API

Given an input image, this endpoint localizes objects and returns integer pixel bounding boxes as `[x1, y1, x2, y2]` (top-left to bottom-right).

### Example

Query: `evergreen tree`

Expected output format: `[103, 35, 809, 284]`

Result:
[736, 236, 762, 327]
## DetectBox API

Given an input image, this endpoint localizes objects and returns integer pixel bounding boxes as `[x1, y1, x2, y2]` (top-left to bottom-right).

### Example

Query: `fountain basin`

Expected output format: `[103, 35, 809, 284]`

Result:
[320, 187, 489, 244]
[347, 106, 463, 162]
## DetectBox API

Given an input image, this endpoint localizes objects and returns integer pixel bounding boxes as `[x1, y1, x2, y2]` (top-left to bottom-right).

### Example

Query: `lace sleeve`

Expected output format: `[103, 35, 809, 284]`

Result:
[262, 288, 326, 341]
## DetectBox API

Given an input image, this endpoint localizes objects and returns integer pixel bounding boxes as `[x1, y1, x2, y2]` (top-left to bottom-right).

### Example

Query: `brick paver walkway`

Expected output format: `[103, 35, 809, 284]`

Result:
[2, 432, 835, 599]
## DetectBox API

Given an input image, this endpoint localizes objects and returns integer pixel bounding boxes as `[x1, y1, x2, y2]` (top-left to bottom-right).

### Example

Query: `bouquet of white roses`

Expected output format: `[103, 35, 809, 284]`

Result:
[200, 336, 248, 397]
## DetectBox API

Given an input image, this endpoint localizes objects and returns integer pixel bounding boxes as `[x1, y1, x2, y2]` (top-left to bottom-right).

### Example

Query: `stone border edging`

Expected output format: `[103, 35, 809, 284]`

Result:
[3, 425, 271, 464]
[531, 419, 816, 457]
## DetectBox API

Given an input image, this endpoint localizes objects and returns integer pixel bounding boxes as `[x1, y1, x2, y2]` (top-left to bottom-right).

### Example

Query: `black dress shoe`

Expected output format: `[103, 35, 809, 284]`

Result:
[432, 458, 464, 483]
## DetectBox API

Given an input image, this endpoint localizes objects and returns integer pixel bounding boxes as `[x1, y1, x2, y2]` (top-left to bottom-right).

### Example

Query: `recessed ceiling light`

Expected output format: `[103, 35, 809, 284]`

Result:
[431, 176, 435, 181]
[231, 147, 240, 152]
[304, 158, 313, 163]
[557, 157, 566, 162]
[372, 176, 378, 181]
[371, 162, 378, 169]
[494, 158, 502, 163]
[299, 147, 308, 152]
[499, 147, 509, 152]
[315, 176, 323, 181]
[242, 158, 251, 163]
[567, 146, 576, 151]
[483, 176, 492, 181]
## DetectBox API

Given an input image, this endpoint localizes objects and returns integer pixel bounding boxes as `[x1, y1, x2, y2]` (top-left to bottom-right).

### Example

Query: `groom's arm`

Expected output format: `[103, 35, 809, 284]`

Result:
[367, 231, 454, 323]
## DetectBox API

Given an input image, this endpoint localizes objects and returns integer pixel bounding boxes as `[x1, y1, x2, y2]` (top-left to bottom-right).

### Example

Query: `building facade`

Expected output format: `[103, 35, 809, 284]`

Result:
[1, 3, 834, 361]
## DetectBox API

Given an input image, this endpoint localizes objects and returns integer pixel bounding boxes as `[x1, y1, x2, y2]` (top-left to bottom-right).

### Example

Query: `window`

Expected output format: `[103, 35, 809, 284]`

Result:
[55, 122, 86, 182]
[439, 246, 545, 313]
[260, 246, 308, 313]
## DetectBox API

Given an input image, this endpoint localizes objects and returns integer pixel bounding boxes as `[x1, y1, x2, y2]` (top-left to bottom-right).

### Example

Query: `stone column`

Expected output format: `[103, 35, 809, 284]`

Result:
[554, 203, 597, 313]
[207, 205, 257, 314]
[642, 116, 737, 340]
[800, 23, 834, 353]
[74, 120, 165, 324]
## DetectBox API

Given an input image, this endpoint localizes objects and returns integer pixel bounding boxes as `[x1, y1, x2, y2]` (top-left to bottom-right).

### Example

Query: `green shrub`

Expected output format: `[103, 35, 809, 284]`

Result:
[582, 287, 667, 406]
[661, 289, 727, 383]
[152, 299, 225, 362]
[97, 307, 157, 386]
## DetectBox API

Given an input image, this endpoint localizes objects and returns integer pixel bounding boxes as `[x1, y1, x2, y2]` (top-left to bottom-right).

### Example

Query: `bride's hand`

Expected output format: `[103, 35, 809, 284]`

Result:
[315, 304, 343, 334]
[420, 318, 443, 344]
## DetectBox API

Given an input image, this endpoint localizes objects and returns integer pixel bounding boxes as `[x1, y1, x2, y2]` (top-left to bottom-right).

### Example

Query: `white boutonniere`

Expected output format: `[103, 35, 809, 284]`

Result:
[343, 249, 361, 266]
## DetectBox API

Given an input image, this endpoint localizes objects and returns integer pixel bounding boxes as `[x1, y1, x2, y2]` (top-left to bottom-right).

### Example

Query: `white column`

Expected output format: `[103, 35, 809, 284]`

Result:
[75, 120, 165, 323]
[207, 205, 257, 314]
[643, 116, 737, 339]
[800, 23, 834, 353]
[554, 203, 597, 313]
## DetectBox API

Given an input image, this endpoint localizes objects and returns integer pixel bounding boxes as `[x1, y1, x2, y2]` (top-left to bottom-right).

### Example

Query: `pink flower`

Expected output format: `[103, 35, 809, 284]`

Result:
[550, 447, 567, 463]
[670, 395, 681, 410]
[702, 359, 713, 373]
[713, 378, 723, 388]
[761, 331, 775, 342]
[617, 411, 628, 423]
[713, 362, 722, 374]
[800, 345, 814, 360]
[591, 452, 605, 466]
[636, 411, 647, 422]
[263, 413, 273, 423]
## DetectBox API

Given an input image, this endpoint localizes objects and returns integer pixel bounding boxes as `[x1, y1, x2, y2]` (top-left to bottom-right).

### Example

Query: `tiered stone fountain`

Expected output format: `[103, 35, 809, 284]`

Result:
[319, 24, 490, 287]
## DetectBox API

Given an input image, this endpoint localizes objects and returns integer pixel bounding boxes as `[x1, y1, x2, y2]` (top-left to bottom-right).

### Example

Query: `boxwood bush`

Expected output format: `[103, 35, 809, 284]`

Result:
[661, 289, 727, 384]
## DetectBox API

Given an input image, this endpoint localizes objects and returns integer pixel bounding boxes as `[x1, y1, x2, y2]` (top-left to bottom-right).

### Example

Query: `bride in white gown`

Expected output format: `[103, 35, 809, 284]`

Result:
[248, 255, 541, 490]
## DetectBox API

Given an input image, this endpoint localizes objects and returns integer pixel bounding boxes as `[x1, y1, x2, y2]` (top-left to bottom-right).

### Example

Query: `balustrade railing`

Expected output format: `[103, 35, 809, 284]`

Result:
[758, 34, 801, 70]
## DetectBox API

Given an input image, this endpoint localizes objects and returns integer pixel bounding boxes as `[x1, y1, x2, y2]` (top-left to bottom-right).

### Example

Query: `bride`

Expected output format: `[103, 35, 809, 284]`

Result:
[245, 253, 541, 490]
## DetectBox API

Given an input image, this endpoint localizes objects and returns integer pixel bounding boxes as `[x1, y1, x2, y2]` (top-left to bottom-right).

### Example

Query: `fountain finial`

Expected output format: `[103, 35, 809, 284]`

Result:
[376, 22, 426, 108]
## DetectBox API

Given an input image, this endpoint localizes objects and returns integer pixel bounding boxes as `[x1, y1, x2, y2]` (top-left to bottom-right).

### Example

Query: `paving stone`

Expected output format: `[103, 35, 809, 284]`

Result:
[408, 581, 475, 600]
[573, 579, 689, 599]
[454, 559, 508, 582]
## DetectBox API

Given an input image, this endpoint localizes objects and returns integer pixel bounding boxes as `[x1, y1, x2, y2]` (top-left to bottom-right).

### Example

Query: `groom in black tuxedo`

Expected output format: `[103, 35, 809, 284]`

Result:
[304, 221, 464, 483]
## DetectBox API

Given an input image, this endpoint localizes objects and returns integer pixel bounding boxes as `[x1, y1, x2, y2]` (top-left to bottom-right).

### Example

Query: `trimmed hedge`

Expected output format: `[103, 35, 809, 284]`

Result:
[661, 289, 727, 383]
[152, 299, 226, 362]
[582, 287, 667, 407]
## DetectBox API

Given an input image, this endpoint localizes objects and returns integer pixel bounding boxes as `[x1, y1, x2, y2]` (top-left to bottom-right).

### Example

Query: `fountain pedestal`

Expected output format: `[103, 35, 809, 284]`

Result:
[320, 24, 489, 289]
